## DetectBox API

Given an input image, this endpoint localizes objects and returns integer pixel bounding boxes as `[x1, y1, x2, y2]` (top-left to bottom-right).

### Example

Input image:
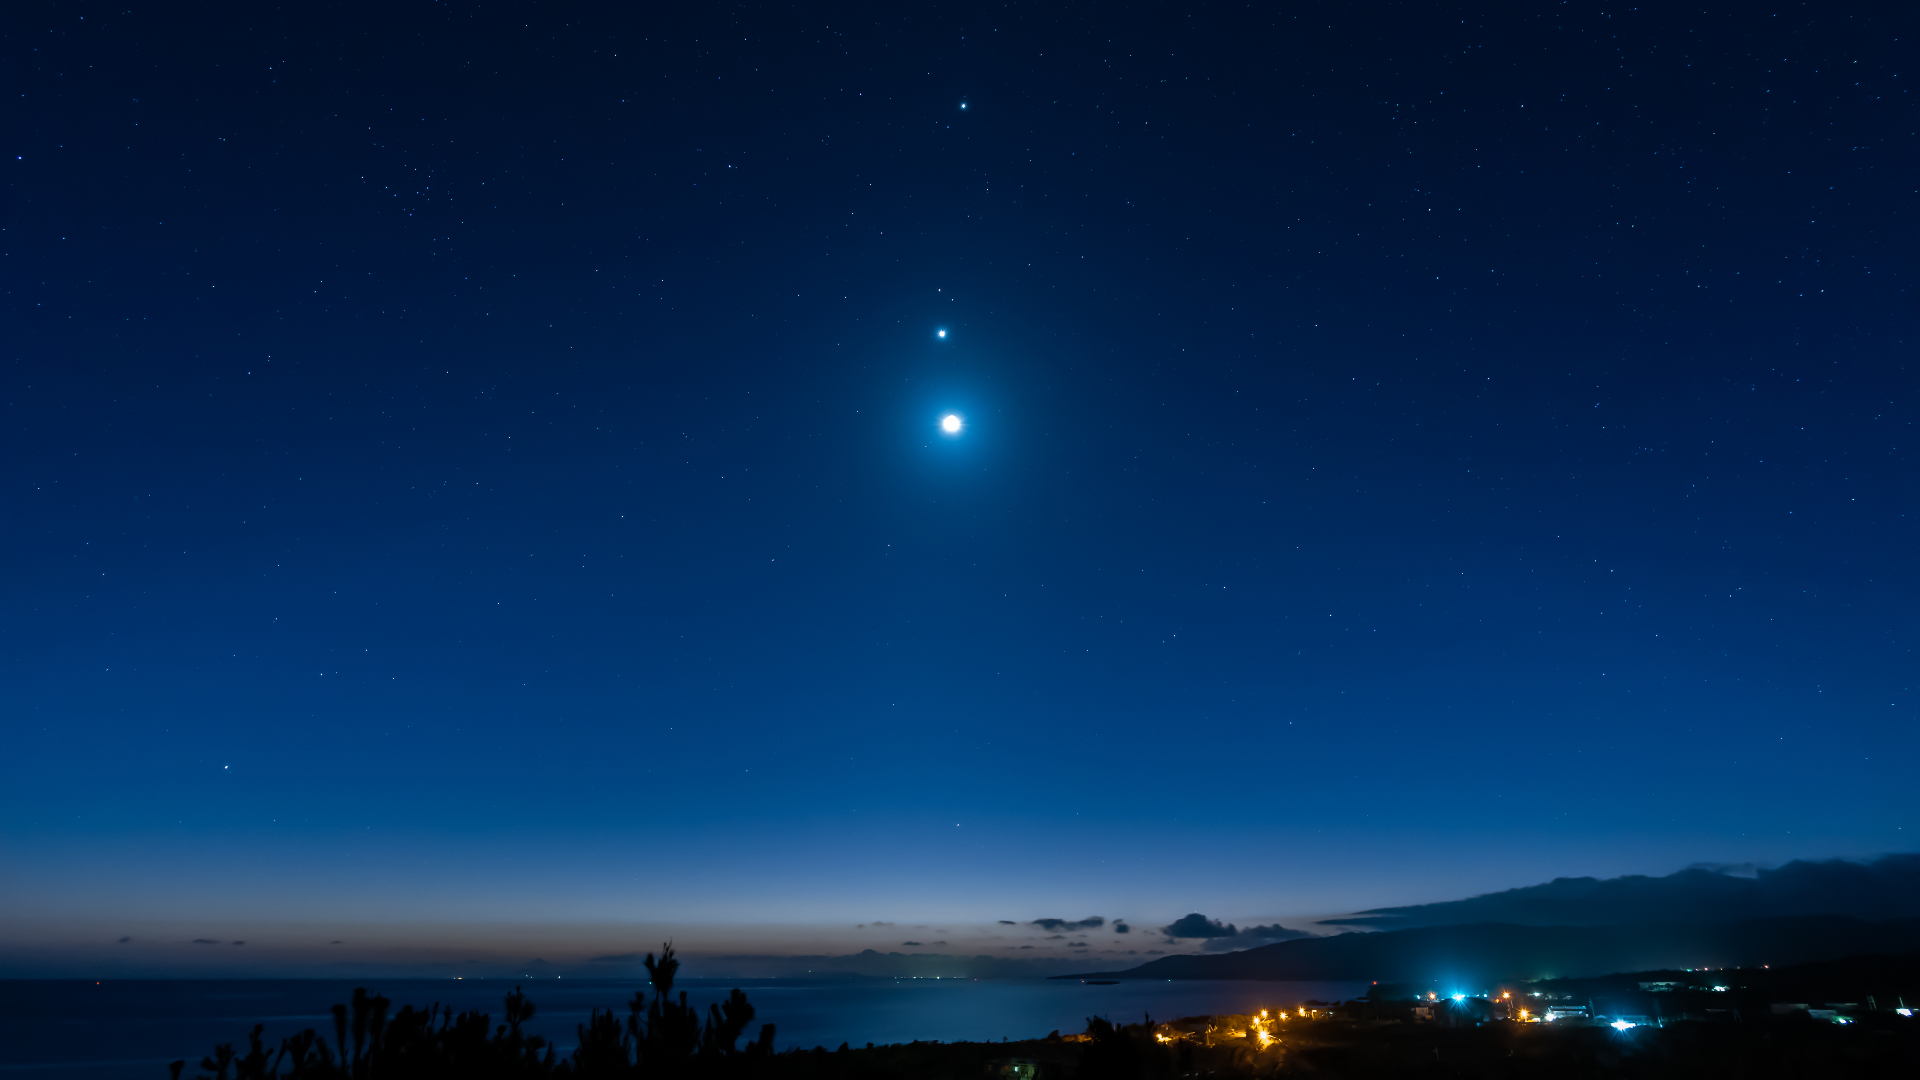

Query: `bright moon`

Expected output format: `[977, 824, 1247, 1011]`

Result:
[936, 329, 947, 338]
[941, 414, 963, 434]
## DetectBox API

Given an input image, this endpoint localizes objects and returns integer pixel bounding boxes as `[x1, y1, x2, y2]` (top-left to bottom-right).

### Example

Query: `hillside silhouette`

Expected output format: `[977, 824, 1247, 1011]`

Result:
[1332, 854, 1920, 929]
[1061, 916, 1920, 984]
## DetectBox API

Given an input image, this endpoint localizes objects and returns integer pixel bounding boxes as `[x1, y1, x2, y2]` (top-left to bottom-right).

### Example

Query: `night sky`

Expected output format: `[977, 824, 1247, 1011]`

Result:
[3, 3, 1915, 972]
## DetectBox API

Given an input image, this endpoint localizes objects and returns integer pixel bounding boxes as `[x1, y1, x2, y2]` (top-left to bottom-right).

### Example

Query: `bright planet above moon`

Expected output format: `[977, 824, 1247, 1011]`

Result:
[941, 414, 963, 434]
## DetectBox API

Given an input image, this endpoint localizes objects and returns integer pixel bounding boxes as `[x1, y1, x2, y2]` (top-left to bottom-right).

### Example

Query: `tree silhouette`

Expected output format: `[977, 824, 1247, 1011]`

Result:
[1076, 1015, 1170, 1080]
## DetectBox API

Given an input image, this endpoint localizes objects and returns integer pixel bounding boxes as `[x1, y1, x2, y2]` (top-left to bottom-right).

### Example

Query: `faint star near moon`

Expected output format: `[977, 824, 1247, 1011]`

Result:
[941, 414, 963, 435]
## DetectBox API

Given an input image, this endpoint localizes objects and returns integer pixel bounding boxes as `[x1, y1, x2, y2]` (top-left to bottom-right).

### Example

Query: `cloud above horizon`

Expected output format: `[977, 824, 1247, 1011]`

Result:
[1161, 914, 1315, 951]
[1162, 914, 1238, 939]
[1030, 917, 1105, 932]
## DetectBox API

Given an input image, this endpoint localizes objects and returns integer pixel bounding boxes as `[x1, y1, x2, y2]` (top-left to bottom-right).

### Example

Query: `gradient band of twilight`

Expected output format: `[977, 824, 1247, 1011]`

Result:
[1, 2, 1913, 977]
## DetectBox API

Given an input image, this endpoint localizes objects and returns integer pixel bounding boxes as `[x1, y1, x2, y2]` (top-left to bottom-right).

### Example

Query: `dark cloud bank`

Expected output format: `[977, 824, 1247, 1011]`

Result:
[1162, 914, 1316, 951]
[1029, 917, 1105, 932]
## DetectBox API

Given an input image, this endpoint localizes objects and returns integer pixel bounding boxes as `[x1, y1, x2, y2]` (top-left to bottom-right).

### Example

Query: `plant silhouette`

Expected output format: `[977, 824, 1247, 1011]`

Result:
[168, 951, 1920, 1079]
[175, 944, 772, 1078]
[1076, 1015, 1170, 1080]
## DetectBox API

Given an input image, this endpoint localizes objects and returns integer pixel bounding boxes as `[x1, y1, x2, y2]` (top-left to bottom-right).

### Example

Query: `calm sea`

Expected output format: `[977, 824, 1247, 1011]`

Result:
[0, 977, 1365, 1078]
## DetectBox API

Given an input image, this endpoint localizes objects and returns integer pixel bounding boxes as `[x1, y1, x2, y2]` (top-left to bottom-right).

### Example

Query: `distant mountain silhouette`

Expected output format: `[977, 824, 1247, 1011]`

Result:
[1059, 916, 1920, 984]
[606, 949, 1101, 980]
[1329, 853, 1920, 929]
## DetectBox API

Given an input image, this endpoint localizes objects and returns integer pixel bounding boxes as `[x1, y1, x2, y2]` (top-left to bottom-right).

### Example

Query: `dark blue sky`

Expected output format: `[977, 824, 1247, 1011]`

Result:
[3, 2, 1914, 968]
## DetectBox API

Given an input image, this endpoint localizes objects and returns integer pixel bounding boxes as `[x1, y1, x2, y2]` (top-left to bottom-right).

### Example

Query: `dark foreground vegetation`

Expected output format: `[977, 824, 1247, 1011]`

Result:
[171, 944, 774, 1080]
[175, 949, 1920, 1079]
